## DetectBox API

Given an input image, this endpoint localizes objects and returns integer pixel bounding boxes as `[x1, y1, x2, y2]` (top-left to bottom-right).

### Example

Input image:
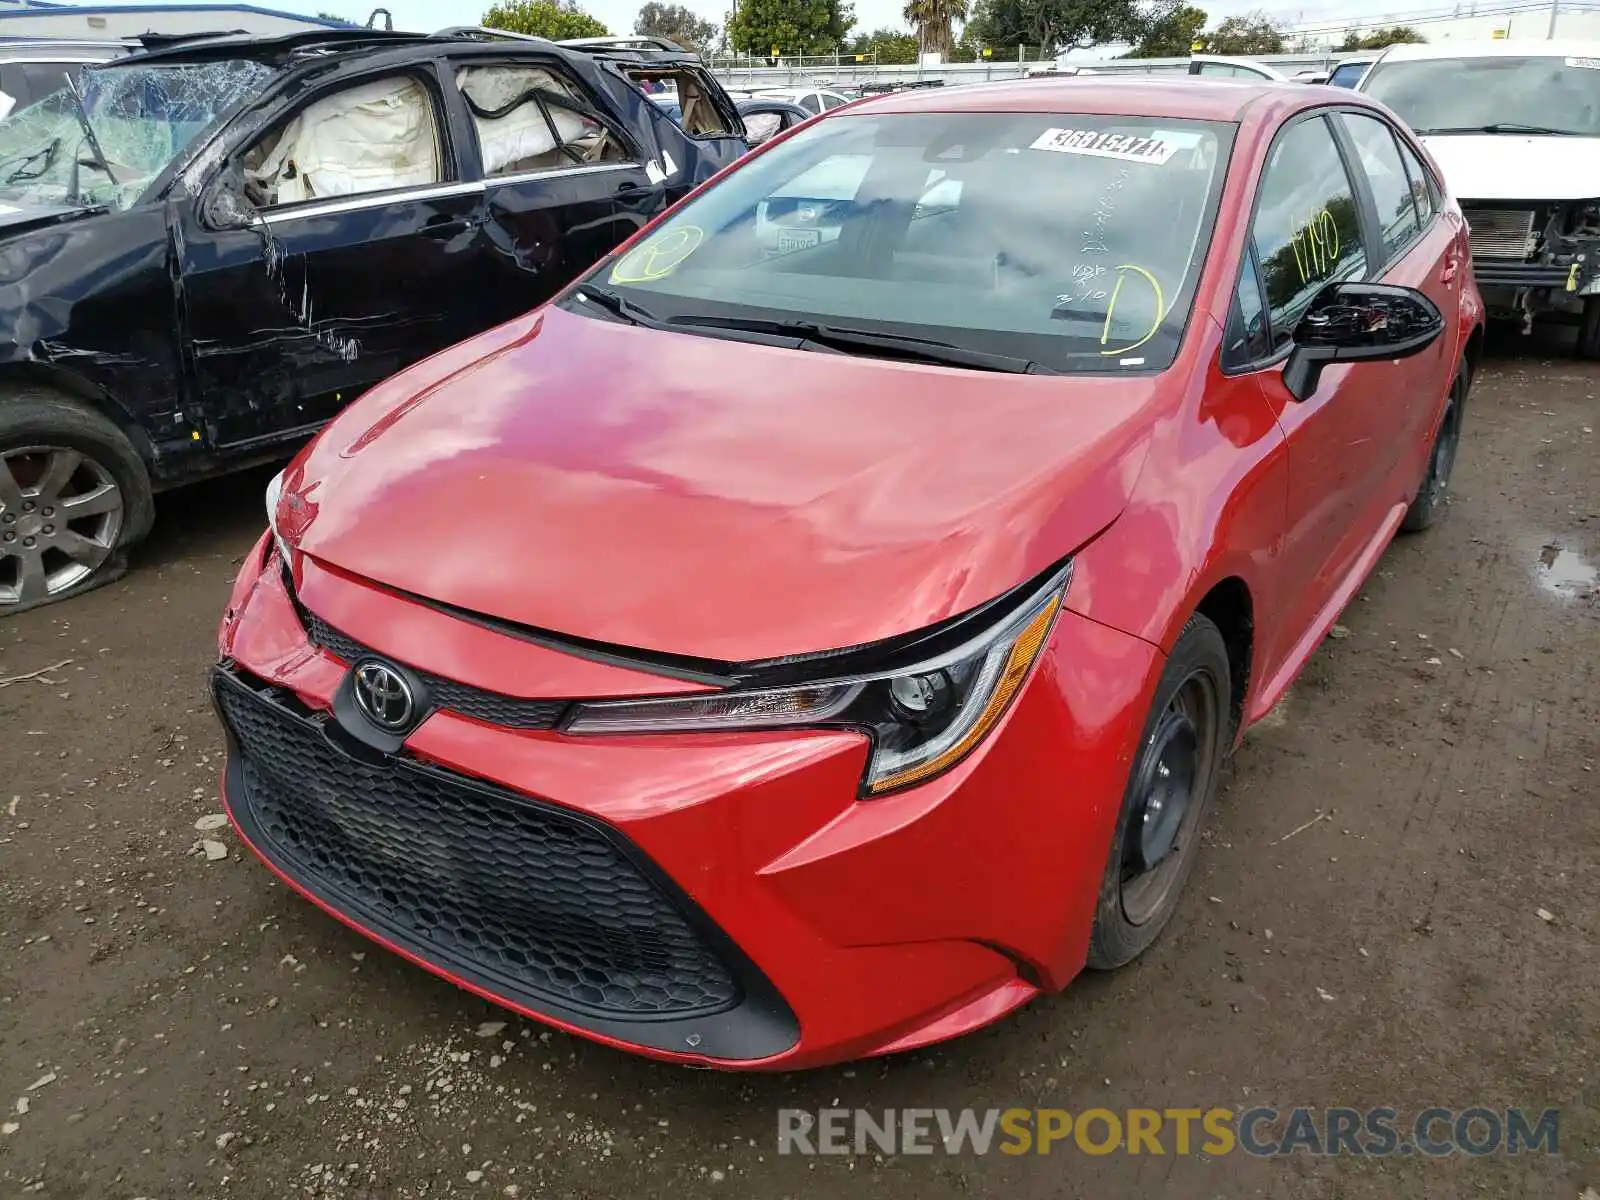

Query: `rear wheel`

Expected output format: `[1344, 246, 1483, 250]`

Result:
[0, 392, 152, 615]
[1086, 614, 1230, 970]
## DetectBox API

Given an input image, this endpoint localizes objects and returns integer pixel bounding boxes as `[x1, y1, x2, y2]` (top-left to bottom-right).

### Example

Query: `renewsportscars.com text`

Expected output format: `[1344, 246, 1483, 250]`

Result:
[777, 1106, 1559, 1158]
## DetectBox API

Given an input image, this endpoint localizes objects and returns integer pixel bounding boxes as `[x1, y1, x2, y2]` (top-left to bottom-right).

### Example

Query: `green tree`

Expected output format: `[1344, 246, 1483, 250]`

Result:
[965, 0, 1143, 60]
[726, 0, 854, 56]
[482, 0, 611, 38]
[1126, 0, 1205, 55]
[316, 10, 349, 21]
[1338, 24, 1424, 50]
[635, 2, 719, 49]
[847, 26, 919, 62]
[1200, 10, 1284, 54]
[904, 0, 968, 57]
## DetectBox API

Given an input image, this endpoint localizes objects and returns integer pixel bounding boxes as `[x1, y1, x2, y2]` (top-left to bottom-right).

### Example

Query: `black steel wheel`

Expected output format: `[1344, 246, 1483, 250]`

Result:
[1087, 613, 1230, 970]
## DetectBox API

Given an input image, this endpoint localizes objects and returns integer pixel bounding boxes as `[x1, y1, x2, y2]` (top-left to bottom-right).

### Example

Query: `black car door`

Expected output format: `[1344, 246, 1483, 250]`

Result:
[176, 63, 490, 450]
[446, 56, 660, 329]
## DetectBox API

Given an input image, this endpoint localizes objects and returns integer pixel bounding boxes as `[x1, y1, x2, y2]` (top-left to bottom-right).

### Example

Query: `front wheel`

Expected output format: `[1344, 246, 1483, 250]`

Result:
[1, 392, 153, 615]
[1400, 365, 1467, 534]
[1086, 613, 1231, 970]
[1578, 295, 1600, 360]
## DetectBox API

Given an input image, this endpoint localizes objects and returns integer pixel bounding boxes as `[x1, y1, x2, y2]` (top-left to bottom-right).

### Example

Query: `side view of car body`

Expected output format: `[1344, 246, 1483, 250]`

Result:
[216, 78, 1483, 1069]
[0, 27, 745, 612]
[1358, 38, 1600, 354]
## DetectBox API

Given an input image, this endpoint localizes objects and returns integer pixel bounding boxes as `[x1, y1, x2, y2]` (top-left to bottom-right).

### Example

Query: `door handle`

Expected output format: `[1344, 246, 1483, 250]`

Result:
[1440, 254, 1460, 285]
[421, 217, 473, 240]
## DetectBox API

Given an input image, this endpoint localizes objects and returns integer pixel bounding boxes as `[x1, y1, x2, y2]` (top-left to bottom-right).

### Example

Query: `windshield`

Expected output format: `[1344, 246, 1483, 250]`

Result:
[584, 111, 1232, 373]
[1362, 54, 1600, 135]
[0, 59, 273, 211]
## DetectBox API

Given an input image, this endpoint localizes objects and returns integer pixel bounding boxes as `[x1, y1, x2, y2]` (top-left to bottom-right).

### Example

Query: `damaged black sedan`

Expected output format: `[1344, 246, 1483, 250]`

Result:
[0, 28, 746, 612]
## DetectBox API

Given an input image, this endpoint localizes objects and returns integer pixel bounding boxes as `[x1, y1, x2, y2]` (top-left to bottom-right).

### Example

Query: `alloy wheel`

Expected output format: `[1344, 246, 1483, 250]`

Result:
[1424, 387, 1464, 508]
[1119, 669, 1222, 927]
[0, 445, 124, 607]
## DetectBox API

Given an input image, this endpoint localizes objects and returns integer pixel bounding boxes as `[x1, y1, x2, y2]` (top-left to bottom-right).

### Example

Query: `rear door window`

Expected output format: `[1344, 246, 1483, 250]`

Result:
[1338, 111, 1421, 260]
[1250, 114, 1367, 348]
[456, 64, 628, 176]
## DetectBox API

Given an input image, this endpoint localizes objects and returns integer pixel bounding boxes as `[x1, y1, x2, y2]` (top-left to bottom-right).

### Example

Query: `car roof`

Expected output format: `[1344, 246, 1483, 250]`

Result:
[108, 26, 706, 69]
[854, 74, 1334, 123]
[1378, 38, 1600, 61]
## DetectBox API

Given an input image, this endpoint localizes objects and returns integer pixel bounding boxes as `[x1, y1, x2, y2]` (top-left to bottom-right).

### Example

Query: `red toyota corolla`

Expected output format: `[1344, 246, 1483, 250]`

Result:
[216, 77, 1482, 1068]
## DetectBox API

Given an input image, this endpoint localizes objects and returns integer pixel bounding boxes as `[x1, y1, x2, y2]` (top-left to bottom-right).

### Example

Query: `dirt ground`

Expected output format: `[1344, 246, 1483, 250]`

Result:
[1, 334, 1597, 1200]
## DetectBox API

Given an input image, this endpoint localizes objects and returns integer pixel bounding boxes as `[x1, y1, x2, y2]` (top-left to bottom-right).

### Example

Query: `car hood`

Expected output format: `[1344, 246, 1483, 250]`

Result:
[282, 306, 1163, 664]
[1419, 133, 1600, 202]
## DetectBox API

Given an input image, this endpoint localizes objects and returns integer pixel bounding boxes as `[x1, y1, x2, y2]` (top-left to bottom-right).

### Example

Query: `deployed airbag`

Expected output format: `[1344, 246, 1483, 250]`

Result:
[249, 75, 439, 205]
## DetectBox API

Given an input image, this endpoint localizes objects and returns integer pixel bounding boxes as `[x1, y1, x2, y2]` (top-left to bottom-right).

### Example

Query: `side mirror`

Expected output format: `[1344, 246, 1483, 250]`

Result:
[1282, 281, 1443, 402]
[200, 179, 256, 231]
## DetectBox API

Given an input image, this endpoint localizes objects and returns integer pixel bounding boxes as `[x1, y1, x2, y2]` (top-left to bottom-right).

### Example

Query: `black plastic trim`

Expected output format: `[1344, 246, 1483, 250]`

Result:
[211, 665, 800, 1062]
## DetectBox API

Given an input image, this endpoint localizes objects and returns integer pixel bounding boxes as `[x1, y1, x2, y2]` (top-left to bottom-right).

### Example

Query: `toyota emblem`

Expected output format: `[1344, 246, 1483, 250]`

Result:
[352, 661, 415, 732]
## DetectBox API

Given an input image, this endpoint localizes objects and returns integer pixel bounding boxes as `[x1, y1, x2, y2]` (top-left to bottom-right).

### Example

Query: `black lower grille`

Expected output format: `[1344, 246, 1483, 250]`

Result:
[214, 669, 741, 1019]
[303, 613, 567, 731]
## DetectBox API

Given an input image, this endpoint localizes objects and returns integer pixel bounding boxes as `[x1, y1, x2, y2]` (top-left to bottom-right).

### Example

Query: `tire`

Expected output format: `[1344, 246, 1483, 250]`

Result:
[1400, 362, 1468, 534]
[1578, 296, 1600, 360]
[0, 389, 153, 616]
[1086, 613, 1231, 971]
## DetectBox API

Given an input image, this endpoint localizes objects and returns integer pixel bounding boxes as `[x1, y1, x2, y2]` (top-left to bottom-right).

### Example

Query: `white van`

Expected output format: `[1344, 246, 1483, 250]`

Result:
[1359, 40, 1600, 355]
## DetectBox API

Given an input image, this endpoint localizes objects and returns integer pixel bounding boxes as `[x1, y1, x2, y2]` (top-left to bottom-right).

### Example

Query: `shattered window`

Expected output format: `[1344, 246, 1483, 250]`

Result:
[0, 59, 273, 211]
[456, 65, 628, 177]
[743, 111, 783, 145]
[243, 74, 442, 208]
[627, 68, 733, 137]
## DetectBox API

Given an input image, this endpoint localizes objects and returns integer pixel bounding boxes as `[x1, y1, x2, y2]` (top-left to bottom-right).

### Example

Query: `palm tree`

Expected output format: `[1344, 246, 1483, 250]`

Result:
[903, 0, 967, 58]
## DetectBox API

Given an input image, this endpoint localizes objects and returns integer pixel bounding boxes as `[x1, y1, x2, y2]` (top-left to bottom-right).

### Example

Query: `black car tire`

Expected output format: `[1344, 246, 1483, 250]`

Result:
[1400, 361, 1468, 534]
[0, 389, 154, 616]
[1086, 613, 1230, 971]
[1578, 296, 1600, 360]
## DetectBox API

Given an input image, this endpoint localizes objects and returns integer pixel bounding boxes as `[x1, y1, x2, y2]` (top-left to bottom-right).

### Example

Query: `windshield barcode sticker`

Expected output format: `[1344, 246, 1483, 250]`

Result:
[1029, 128, 1178, 164]
[1567, 56, 1600, 68]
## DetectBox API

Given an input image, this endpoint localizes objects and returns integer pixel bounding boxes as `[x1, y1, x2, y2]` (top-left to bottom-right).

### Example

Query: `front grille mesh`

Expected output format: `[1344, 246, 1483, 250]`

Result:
[305, 613, 567, 731]
[1465, 208, 1537, 260]
[216, 671, 741, 1018]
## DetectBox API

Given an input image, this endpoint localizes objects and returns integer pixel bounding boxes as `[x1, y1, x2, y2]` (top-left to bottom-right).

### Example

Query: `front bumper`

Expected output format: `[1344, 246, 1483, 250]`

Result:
[215, 536, 1160, 1068]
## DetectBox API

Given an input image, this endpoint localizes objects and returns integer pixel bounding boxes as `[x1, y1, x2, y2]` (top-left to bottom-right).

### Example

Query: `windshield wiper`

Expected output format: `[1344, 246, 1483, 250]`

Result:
[569, 282, 672, 327]
[62, 73, 117, 188]
[3, 138, 58, 184]
[671, 314, 1057, 374]
[1413, 122, 1584, 136]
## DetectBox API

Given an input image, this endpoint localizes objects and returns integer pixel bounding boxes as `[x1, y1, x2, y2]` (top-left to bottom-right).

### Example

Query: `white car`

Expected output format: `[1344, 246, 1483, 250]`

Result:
[747, 85, 852, 115]
[1184, 54, 1288, 81]
[1359, 39, 1600, 355]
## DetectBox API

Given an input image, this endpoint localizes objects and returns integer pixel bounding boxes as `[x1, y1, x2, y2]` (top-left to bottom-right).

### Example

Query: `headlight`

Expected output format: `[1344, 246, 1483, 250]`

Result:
[264, 469, 291, 565]
[566, 565, 1069, 795]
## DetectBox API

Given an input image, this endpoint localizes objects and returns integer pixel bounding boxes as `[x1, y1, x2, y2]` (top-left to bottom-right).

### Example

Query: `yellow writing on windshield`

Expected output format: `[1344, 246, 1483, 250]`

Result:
[611, 225, 705, 283]
[1099, 264, 1167, 356]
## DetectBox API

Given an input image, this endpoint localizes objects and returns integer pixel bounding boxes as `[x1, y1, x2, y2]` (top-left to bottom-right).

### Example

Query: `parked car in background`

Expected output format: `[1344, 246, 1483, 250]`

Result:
[1326, 54, 1376, 88]
[1186, 54, 1288, 81]
[746, 84, 852, 113]
[221, 75, 1481, 1068]
[0, 26, 745, 613]
[1359, 39, 1600, 354]
[735, 95, 813, 146]
[0, 37, 132, 119]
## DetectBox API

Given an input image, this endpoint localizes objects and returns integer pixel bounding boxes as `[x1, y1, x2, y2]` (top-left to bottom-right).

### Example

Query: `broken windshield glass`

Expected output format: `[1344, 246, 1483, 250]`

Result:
[0, 59, 274, 211]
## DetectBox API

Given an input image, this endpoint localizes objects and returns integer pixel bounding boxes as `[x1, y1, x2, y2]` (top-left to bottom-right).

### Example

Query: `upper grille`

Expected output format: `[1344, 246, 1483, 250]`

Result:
[215, 669, 742, 1018]
[1464, 208, 1537, 260]
[305, 613, 567, 731]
